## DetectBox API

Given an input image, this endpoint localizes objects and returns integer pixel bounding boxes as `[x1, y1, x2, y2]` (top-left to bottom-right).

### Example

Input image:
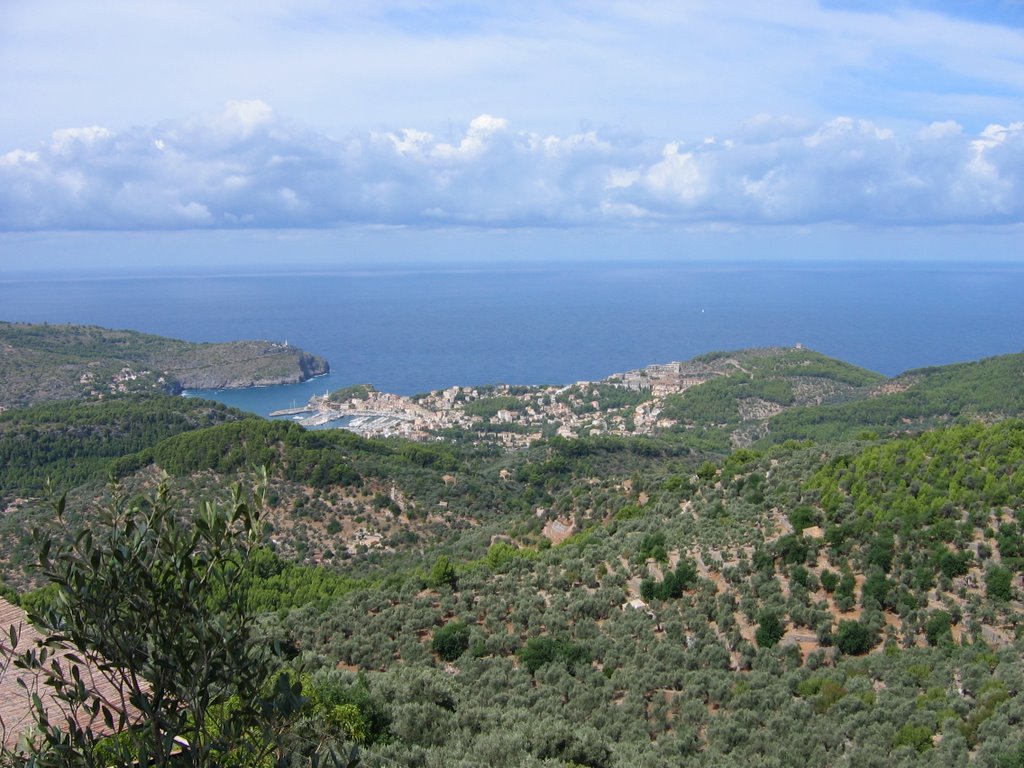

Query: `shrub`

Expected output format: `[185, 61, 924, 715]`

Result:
[835, 620, 874, 655]
[924, 610, 952, 647]
[986, 566, 1013, 601]
[893, 723, 933, 752]
[517, 636, 590, 674]
[755, 612, 785, 648]
[431, 621, 471, 661]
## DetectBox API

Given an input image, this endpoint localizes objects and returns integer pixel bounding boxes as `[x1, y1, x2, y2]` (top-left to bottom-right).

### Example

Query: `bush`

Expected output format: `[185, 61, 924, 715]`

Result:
[861, 570, 892, 609]
[637, 531, 668, 563]
[517, 636, 590, 674]
[428, 555, 458, 589]
[937, 550, 971, 579]
[893, 723, 933, 752]
[788, 506, 818, 533]
[639, 560, 697, 601]
[755, 612, 785, 648]
[986, 566, 1013, 601]
[20, 479, 303, 764]
[431, 621, 471, 661]
[924, 610, 952, 647]
[835, 620, 873, 655]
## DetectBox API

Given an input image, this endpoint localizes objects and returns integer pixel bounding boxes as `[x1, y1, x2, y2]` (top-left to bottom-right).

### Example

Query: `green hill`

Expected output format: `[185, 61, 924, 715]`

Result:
[3, 340, 1024, 766]
[765, 350, 1024, 443]
[0, 394, 250, 504]
[0, 321, 329, 409]
[658, 347, 885, 450]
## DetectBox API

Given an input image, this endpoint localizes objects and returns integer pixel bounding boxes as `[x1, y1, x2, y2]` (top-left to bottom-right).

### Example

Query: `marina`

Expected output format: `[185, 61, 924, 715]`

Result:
[269, 405, 414, 434]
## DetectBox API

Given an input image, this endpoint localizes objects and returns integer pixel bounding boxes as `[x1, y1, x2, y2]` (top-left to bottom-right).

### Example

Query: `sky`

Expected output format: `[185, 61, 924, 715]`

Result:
[1, 0, 1023, 269]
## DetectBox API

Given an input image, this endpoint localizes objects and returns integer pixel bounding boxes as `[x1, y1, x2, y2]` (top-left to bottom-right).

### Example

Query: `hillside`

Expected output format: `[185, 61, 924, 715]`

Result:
[0, 394, 251, 506]
[1, 341, 1023, 765]
[764, 350, 1024, 444]
[0, 321, 329, 409]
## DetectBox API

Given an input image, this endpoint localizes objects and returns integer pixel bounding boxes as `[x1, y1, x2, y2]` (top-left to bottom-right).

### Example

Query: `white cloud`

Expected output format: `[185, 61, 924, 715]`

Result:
[175, 201, 214, 223]
[3, 0, 1024, 162]
[215, 100, 274, 138]
[432, 114, 509, 160]
[643, 145, 705, 204]
[0, 149, 40, 167]
[1, 104, 1022, 231]
[50, 126, 112, 156]
[918, 120, 963, 140]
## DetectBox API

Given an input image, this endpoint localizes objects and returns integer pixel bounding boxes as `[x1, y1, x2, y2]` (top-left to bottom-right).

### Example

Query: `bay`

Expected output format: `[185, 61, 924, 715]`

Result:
[2, 260, 1022, 416]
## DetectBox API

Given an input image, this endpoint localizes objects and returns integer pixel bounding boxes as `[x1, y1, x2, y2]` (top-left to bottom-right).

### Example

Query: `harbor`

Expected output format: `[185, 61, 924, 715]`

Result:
[269, 405, 415, 435]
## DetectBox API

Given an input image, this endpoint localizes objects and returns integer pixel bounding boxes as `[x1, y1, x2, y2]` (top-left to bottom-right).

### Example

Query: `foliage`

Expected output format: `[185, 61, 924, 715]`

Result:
[767, 352, 1024, 443]
[431, 622, 471, 662]
[640, 560, 698, 601]
[12, 477, 304, 767]
[637, 532, 668, 563]
[661, 376, 743, 425]
[924, 611, 953, 647]
[486, 541, 529, 571]
[754, 611, 785, 648]
[893, 723, 933, 753]
[986, 566, 1014, 601]
[661, 348, 880, 431]
[7, 344, 1024, 767]
[327, 384, 375, 403]
[427, 555, 458, 590]
[304, 672, 389, 748]
[0, 321, 327, 409]
[0, 395, 246, 502]
[462, 396, 526, 419]
[554, 383, 650, 415]
[517, 637, 591, 674]
[241, 548, 366, 613]
[835, 621, 874, 655]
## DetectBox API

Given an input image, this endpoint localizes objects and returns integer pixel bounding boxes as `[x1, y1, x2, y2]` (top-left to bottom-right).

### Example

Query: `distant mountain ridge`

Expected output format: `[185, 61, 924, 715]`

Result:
[0, 322, 329, 409]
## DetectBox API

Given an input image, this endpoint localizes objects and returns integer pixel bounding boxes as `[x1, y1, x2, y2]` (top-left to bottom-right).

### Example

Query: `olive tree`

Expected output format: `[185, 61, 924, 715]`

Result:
[14, 476, 308, 767]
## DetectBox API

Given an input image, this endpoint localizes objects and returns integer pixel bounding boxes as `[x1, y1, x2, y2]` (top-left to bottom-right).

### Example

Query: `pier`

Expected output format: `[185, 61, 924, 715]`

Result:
[268, 406, 317, 417]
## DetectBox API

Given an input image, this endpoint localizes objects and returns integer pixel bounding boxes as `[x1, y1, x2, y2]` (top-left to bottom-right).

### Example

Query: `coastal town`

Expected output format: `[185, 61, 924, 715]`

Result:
[269, 345, 857, 448]
[270, 360, 708, 445]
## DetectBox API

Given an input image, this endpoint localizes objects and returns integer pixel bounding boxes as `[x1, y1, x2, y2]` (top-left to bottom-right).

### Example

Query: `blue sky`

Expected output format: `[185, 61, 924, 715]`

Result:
[1, 0, 1022, 267]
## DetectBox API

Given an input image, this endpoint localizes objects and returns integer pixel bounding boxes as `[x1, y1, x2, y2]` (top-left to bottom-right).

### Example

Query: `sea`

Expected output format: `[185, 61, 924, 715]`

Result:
[2, 259, 1023, 417]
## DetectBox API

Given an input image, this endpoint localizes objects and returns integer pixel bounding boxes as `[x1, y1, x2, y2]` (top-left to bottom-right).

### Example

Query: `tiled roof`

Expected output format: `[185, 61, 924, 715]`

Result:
[0, 597, 144, 752]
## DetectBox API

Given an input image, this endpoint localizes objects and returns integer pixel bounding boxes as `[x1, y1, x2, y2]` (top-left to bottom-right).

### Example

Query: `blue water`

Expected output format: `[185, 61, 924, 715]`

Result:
[2, 260, 1023, 416]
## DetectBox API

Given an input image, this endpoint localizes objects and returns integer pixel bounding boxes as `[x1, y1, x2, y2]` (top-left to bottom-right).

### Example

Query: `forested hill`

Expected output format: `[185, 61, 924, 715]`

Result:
[0, 321, 329, 409]
[765, 350, 1024, 444]
[0, 394, 252, 504]
[2, 341, 1024, 765]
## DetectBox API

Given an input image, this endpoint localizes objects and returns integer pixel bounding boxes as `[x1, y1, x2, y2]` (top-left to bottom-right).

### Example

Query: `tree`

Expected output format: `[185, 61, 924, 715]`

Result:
[15, 476, 306, 767]
[835, 620, 873, 655]
[517, 637, 590, 675]
[924, 610, 952, 647]
[427, 555, 457, 590]
[986, 566, 1013, 601]
[431, 622, 470, 662]
[754, 612, 785, 649]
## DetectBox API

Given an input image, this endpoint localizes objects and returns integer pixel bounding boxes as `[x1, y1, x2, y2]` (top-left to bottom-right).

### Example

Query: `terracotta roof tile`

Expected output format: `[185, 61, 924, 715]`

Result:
[0, 597, 144, 752]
